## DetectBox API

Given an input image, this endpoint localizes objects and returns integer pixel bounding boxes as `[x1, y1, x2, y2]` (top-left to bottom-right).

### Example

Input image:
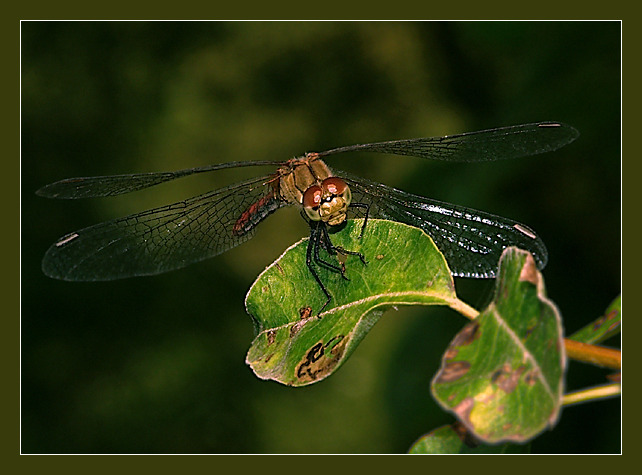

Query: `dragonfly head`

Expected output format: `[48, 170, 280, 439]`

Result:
[302, 177, 352, 227]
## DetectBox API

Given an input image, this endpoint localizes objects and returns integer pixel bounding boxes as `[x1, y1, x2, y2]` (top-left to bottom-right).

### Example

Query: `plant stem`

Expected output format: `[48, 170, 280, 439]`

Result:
[448, 298, 479, 320]
[562, 383, 621, 406]
[564, 339, 621, 370]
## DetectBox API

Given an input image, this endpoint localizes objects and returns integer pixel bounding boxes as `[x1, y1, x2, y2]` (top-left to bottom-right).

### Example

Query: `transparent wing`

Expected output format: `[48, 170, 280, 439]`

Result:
[38, 121, 571, 281]
[36, 160, 285, 199]
[42, 174, 285, 281]
[317, 122, 578, 163]
[341, 170, 548, 278]
[37, 122, 578, 201]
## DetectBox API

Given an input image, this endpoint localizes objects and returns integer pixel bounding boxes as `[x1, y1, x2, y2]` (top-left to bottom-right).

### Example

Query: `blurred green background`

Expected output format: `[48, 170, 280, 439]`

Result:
[21, 21, 620, 453]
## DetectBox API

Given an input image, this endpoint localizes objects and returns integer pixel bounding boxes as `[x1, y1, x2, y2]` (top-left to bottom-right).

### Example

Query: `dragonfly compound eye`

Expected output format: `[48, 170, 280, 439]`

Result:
[302, 185, 323, 221]
[321, 177, 346, 195]
[318, 177, 352, 226]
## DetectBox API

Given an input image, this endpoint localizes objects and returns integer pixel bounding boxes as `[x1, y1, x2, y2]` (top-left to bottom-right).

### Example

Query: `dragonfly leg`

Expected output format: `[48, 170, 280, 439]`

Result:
[314, 222, 348, 278]
[323, 227, 368, 268]
[306, 223, 332, 315]
[321, 220, 367, 267]
[349, 202, 370, 238]
[305, 218, 368, 315]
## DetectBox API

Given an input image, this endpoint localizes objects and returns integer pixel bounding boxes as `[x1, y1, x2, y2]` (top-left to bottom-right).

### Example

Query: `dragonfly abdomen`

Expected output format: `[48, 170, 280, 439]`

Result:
[232, 193, 281, 236]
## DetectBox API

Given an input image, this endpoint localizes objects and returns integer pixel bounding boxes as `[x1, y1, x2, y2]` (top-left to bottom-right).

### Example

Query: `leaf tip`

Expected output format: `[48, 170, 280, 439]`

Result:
[518, 252, 540, 285]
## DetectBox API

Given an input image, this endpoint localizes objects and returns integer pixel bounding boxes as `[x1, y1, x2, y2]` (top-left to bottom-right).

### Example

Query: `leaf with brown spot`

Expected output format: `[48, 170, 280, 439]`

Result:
[244, 220, 457, 386]
[431, 247, 565, 444]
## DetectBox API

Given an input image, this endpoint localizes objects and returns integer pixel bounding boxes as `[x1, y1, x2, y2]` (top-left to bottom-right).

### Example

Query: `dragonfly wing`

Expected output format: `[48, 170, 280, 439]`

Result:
[341, 171, 548, 278]
[317, 122, 578, 163]
[42, 175, 284, 280]
[36, 161, 285, 199]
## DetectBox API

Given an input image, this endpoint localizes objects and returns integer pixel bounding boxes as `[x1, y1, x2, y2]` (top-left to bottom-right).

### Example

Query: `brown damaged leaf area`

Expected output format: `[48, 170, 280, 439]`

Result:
[295, 335, 348, 384]
[267, 330, 277, 345]
[518, 253, 539, 285]
[454, 397, 475, 424]
[434, 361, 471, 384]
[450, 321, 480, 347]
[491, 363, 527, 393]
[433, 322, 479, 383]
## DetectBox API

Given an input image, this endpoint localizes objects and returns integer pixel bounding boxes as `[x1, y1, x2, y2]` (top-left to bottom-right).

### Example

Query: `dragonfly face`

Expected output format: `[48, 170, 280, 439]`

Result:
[301, 176, 352, 227]
[37, 121, 579, 314]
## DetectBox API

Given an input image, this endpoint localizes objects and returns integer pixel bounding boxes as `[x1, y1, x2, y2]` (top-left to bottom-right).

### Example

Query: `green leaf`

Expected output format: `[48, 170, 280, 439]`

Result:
[431, 248, 565, 444]
[245, 219, 457, 386]
[568, 295, 621, 344]
[408, 423, 530, 454]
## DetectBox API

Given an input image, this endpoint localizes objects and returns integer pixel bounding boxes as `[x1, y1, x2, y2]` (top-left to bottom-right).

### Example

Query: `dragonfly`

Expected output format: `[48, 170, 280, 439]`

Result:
[38, 121, 578, 313]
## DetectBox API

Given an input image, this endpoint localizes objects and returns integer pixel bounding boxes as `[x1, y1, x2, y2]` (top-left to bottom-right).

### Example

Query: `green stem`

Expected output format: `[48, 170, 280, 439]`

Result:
[448, 297, 479, 320]
[562, 383, 621, 406]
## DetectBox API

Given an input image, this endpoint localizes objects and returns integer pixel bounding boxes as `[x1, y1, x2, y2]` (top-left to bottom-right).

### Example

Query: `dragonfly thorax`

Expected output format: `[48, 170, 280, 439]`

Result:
[302, 177, 352, 226]
[276, 155, 351, 226]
